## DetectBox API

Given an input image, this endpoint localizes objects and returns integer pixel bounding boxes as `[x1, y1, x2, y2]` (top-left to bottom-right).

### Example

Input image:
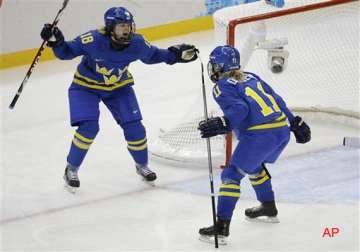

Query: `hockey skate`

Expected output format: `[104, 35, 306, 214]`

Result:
[136, 164, 157, 185]
[63, 165, 80, 194]
[245, 201, 279, 223]
[199, 219, 230, 245]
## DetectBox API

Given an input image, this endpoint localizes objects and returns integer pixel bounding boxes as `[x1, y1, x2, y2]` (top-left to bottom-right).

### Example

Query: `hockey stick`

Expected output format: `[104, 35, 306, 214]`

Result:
[195, 49, 219, 248]
[9, 0, 70, 110]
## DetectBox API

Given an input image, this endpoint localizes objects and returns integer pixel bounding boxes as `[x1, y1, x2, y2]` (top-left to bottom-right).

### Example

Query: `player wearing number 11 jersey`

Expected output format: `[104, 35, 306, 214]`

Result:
[197, 45, 311, 245]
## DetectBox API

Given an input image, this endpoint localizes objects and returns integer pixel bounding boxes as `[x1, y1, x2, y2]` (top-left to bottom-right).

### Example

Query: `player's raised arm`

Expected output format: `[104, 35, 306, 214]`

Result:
[139, 38, 198, 65]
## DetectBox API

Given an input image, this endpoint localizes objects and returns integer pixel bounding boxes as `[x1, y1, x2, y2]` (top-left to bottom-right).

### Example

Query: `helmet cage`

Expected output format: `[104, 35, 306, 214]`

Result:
[207, 61, 223, 83]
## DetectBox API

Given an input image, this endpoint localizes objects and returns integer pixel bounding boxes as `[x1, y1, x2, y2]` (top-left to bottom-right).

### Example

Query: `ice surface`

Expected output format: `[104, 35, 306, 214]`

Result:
[0, 31, 359, 251]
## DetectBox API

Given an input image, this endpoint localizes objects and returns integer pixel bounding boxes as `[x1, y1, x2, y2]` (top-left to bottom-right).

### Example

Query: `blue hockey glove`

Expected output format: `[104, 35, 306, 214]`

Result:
[168, 44, 198, 63]
[290, 116, 311, 144]
[198, 116, 231, 138]
[41, 23, 64, 48]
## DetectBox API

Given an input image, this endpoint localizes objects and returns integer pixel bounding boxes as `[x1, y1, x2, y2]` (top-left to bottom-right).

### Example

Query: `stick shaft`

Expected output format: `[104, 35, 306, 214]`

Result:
[198, 52, 219, 248]
[9, 0, 70, 109]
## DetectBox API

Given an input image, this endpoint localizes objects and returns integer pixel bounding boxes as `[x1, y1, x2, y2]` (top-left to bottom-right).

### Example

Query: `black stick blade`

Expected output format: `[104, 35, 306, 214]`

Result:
[62, 0, 70, 9]
[9, 94, 20, 109]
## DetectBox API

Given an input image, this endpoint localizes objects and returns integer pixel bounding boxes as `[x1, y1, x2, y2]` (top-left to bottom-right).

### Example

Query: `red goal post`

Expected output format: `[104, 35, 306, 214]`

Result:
[226, 0, 358, 46]
[215, 0, 360, 166]
[149, 0, 359, 168]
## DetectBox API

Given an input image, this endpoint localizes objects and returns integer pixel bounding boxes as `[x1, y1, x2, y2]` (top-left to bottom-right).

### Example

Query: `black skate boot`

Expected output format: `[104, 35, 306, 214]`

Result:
[136, 164, 157, 183]
[245, 201, 279, 223]
[199, 219, 230, 245]
[63, 165, 80, 193]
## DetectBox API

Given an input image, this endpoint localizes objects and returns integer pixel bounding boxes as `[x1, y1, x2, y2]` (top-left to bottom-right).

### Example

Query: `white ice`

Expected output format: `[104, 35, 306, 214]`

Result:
[0, 31, 359, 251]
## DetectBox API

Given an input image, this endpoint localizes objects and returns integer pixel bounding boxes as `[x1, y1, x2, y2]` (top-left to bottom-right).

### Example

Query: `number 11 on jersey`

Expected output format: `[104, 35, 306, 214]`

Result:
[245, 82, 281, 116]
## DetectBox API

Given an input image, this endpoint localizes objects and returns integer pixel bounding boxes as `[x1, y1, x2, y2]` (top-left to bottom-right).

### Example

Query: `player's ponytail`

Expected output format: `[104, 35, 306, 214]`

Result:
[222, 69, 245, 82]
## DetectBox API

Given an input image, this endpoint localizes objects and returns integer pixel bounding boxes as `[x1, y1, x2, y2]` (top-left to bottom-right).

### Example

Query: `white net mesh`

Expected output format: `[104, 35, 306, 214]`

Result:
[149, 102, 227, 167]
[215, 0, 359, 117]
[150, 0, 359, 167]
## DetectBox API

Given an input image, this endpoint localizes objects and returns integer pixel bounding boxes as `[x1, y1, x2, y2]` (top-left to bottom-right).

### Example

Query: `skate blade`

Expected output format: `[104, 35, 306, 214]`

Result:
[143, 179, 155, 187]
[138, 176, 156, 186]
[64, 183, 78, 194]
[245, 216, 280, 223]
[199, 235, 227, 245]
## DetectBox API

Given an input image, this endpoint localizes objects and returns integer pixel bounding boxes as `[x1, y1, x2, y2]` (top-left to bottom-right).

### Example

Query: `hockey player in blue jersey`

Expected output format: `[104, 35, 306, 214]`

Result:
[198, 46, 310, 244]
[40, 7, 198, 193]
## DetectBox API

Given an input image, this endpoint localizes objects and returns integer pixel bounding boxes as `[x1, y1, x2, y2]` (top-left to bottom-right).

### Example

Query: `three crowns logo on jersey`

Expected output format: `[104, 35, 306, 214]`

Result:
[95, 64, 128, 85]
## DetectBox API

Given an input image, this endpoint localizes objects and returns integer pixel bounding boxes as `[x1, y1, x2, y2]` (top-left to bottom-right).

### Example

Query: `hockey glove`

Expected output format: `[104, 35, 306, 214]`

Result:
[41, 23, 64, 48]
[168, 44, 198, 63]
[198, 116, 231, 138]
[290, 116, 311, 144]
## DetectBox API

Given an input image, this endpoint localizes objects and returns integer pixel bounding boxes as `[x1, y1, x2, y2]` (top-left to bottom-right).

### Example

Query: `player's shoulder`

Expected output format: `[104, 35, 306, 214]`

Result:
[75, 29, 107, 46]
[217, 72, 259, 87]
[218, 77, 239, 86]
[243, 71, 272, 90]
[131, 33, 152, 48]
[77, 29, 102, 38]
[241, 72, 261, 83]
[214, 78, 239, 97]
[132, 33, 144, 41]
[91, 28, 109, 41]
[94, 27, 107, 36]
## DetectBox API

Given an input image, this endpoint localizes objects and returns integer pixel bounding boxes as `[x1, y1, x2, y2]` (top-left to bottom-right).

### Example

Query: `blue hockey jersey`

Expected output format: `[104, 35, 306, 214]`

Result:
[52, 29, 177, 91]
[213, 72, 294, 137]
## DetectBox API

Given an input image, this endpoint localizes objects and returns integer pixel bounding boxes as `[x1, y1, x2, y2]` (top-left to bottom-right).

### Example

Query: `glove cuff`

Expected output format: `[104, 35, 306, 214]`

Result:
[221, 116, 231, 132]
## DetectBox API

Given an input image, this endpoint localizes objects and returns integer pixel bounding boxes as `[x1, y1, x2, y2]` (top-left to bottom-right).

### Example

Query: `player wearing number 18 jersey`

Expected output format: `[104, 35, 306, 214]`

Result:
[198, 45, 311, 244]
[40, 6, 197, 193]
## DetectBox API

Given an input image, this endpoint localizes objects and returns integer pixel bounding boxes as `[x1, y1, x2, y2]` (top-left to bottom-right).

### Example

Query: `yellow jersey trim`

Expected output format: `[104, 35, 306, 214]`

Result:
[220, 184, 240, 190]
[248, 120, 287, 131]
[275, 113, 286, 121]
[72, 139, 90, 150]
[75, 70, 133, 86]
[75, 132, 94, 143]
[127, 143, 148, 151]
[73, 78, 134, 91]
[251, 175, 270, 186]
[127, 138, 147, 145]
[75, 71, 101, 84]
[249, 169, 267, 179]
[219, 191, 241, 197]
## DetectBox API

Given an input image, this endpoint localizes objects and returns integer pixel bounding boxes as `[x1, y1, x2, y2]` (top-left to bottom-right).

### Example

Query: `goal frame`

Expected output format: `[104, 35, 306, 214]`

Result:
[223, 0, 357, 166]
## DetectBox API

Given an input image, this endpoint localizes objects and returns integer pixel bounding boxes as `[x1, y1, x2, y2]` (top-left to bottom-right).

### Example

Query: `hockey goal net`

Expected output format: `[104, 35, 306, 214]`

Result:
[150, 0, 359, 167]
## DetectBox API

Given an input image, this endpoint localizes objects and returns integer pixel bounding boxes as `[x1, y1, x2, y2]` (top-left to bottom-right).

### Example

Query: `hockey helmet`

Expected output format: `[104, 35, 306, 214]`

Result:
[104, 7, 135, 46]
[208, 45, 241, 82]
